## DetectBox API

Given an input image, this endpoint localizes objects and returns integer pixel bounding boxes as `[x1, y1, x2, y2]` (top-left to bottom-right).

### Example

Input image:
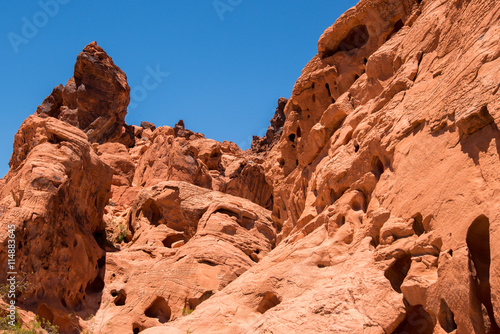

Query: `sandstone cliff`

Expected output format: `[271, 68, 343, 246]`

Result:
[1, 0, 499, 333]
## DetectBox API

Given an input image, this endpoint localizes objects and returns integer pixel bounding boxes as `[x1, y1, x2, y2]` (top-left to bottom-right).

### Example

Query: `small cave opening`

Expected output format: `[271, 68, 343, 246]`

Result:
[438, 299, 457, 333]
[111, 289, 127, 306]
[256, 292, 281, 314]
[292, 103, 302, 113]
[162, 234, 185, 248]
[392, 304, 435, 334]
[323, 25, 369, 58]
[142, 199, 162, 226]
[466, 215, 499, 333]
[412, 213, 425, 236]
[384, 254, 412, 293]
[372, 156, 385, 179]
[145, 297, 171, 324]
[325, 83, 332, 98]
[187, 291, 214, 311]
[338, 216, 345, 227]
[288, 133, 296, 142]
[296, 126, 302, 138]
[386, 19, 405, 42]
[132, 324, 144, 334]
[350, 192, 366, 212]
[214, 208, 240, 219]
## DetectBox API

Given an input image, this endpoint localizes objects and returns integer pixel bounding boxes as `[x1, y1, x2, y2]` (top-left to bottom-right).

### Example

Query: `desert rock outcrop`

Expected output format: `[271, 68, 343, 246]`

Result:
[1, 0, 500, 333]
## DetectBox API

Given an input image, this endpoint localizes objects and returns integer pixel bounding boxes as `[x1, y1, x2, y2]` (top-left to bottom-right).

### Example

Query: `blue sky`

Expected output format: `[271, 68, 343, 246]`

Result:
[0, 1, 357, 177]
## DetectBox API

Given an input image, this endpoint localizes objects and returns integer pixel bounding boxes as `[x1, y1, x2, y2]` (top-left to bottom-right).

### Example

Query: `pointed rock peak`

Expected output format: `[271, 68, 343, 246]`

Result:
[36, 42, 131, 145]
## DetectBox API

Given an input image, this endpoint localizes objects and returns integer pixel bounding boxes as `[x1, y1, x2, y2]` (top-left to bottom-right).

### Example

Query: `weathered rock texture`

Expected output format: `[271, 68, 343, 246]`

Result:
[36, 41, 132, 146]
[251, 97, 288, 153]
[1, 0, 500, 333]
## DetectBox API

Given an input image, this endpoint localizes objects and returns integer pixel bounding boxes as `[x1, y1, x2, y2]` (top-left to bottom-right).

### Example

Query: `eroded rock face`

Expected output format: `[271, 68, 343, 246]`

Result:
[145, 0, 500, 332]
[1, 0, 500, 333]
[90, 181, 275, 334]
[132, 125, 273, 209]
[0, 115, 113, 332]
[0, 42, 276, 333]
[251, 97, 287, 154]
[36, 41, 131, 145]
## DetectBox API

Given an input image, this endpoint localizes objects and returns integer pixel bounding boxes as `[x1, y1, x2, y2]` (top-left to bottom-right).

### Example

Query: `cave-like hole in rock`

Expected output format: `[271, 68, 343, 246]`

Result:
[337, 215, 346, 227]
[296, 126, 302, 138]
[351, 193, 365, 212]
[384, 254, 412, 293]
[412, 213, 424, 236]
[142, 199, 162, 226]
[325, 83, 332, 98]
[372, 156, 385, 178]
[288, 133, 296, 142]
[438, 299, 457, 333]
[392, 305, 435, 334]
[386, 19, 404, 42]
[162, 234, 185, 248]
[145, 296, 171, 323]
[112, 289, 127, 306]
[188, 291, 214, 311]
[324, 25, 369, 57]
[257, 292, 281, 314]
[132, 324, 144, 334]
[466, 215, 499, 332]
[214, 208, 240, 220]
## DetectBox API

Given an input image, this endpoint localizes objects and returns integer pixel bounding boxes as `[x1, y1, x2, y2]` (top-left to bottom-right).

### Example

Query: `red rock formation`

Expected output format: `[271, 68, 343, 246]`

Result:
[36, 41, 131, 145]
[251, 97, 287, 153]
[1, 0, 500, 332]
[0, 115, 113, 332]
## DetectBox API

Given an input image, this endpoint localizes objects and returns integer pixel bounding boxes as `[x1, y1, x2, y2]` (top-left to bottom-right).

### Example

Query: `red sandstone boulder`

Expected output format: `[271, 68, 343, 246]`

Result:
[36, 41, 131, 145]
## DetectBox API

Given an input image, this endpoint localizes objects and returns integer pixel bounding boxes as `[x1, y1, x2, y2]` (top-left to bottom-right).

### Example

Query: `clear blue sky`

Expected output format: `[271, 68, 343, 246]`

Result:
[0, 1, 357, 177]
